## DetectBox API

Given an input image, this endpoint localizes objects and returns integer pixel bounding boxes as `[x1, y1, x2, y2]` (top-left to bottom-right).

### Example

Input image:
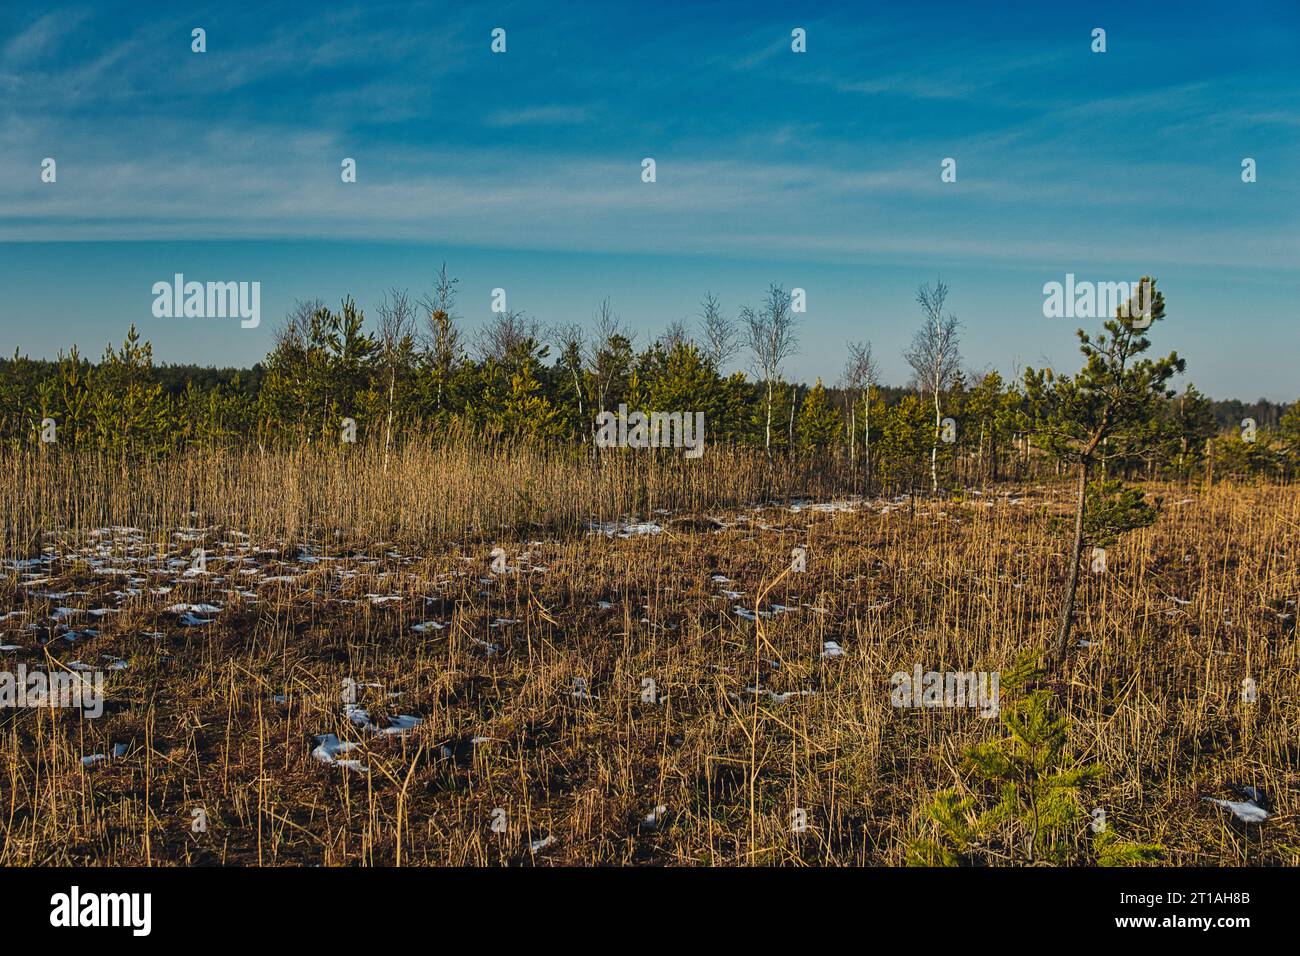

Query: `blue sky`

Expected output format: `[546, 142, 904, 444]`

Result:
[1, 0, 1296, 400]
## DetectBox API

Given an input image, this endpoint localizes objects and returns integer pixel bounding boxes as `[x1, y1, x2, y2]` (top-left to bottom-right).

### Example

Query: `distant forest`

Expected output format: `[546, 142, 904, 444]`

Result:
[2, 272, 1296, 485]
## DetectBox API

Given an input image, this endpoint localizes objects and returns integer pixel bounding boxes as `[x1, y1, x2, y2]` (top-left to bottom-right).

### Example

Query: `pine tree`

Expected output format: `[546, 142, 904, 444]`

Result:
[89, 326, 171, 455]
[1278, 401, 1300, 480]
[879, 393, 932, 495]
[0, 350, 44, 445]
[1153, 384, 1214, 480]
[1025, 277, 1184, 670]
[501, 365, 563, 441]
[796, 379, 841, 449]
[328, 297, 380, 439]
[476, 337, 562, 442]
[38, 347, 92, 449]
[909, 654, 1162, 866]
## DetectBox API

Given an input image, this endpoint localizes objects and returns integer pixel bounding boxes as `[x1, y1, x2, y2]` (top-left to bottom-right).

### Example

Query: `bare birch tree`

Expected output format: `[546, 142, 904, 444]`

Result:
[905, 280, 962, 493]
[660, 319, 689, 351]
[742, 283, 799, 452]
[479, 310, 540, 363]
[841, 340, 879, 475]
[586, 297, 633, 415]
[551, 322, 587, 438]
[699, 292, 737, 370]
[375, 288, 417, 472]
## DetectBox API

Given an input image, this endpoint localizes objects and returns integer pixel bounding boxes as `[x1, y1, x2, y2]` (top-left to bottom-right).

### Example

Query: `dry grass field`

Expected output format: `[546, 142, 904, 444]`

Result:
[1, 444, 1296, 866]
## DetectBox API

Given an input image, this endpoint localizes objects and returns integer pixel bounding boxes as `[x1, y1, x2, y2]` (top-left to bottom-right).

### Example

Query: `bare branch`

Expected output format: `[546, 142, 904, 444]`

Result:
[479, 309, 540, 363]
[699, 292, 737, 368]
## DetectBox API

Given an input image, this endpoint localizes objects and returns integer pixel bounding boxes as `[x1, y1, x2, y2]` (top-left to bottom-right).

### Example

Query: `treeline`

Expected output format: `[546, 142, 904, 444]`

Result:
[2, 267, 1297, 487]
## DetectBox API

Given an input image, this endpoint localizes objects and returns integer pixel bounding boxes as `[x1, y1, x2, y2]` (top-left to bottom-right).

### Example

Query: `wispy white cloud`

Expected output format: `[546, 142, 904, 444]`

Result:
[0, 1, 1295, 277]
[3, 116, 1294, 273]
[2, 8, 89, 64]
[485, 105, 591, 127]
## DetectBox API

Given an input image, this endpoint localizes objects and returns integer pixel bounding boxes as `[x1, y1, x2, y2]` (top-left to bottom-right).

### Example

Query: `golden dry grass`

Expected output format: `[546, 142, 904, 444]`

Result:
[0, 444, 1296, 865]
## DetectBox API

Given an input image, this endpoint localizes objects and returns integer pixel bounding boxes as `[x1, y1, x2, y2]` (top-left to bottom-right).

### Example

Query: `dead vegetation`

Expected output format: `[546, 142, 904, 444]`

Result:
[0, 446, 1296, 865]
